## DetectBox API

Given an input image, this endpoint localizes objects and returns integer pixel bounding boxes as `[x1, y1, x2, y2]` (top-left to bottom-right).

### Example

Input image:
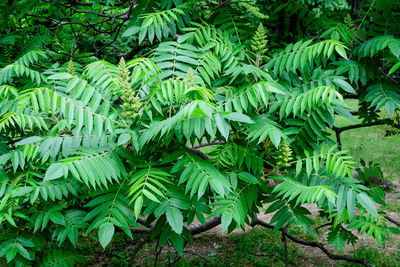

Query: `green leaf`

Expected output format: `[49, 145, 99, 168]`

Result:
[333, 78, 356, 94]
[15, 243, 30, 260]
[347, 188, 356, 218]
[237, 172, 259, 184]
[12, 186, 33, 197]
[123, 26, 140, 37]
[357, 193, 379, 218]
[337, 185, 346, 217]
[388, 227, 400, 234]
[296, 158, 302, 175]
[99, 222, 115, 248]
[118, 133, 131, 146]
[170, 232, 184, 256]
[15, 136, 42, 146]
[215, 113, 230, 140]
[166, 206, 183, 234]
[44, 163, 65, 181]
[142, 16, 153, 28]
[48, 72, 72, 80]
[221, 212, 233, 233]
[6, 245, 18, 262]
[134, 195, 143, 219]
[388, 61, 400, 75]
[225, 113, 254, 124]
[264, 81, 287, 95]
[335, 46, 347, 59]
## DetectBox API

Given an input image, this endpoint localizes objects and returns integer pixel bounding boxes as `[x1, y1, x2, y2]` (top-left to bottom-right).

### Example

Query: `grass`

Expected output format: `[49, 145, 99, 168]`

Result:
[177, 230, 300, 267]
[344, 246, 400, 267]
[333, 99, 400, 184]
[386, 201, 400, 213]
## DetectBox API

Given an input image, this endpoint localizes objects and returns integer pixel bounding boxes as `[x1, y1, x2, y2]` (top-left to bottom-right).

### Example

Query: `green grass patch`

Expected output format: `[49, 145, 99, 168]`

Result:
[333, 99, 400, 184]
[177, 229, 300, 267]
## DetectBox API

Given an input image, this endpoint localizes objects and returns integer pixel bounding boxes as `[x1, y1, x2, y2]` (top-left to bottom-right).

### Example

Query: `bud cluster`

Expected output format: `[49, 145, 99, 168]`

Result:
[344, 14, 354, 30]
[251, 23, 268, 55]
[275, 140, 293, 169]
[0, 43, 13, 64]
[67, 60, 75, 76]
[238, 2, 268, 19]
[118, 58, 142, 120]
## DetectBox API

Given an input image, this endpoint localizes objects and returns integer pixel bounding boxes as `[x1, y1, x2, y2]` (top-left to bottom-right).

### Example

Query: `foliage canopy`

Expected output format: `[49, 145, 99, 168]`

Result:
[0, 0, 399, 265]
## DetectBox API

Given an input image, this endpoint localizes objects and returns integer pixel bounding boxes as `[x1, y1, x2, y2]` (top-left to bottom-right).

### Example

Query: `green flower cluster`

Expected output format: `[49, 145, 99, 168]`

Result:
[275, 140, 293, 169]
[237, 1, 268, 19]
[67, 60, 75, 76]
[344, 14, 354, 30]
[0, 43, 13, 64]
[251, 23, 268, 54]
[118, 58, 142, 120]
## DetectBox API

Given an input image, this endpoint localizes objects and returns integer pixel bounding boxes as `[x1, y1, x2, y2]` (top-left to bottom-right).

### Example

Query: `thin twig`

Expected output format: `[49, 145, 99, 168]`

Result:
[3, 165, 13, 171]
[153, 240, 162, 267]
[281, 229, 288, 267]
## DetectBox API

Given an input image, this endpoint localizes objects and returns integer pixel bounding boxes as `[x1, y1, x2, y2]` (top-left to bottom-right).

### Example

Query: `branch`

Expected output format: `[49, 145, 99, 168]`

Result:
[137, 216, 154, 229]
[3, 165, 12, 171]
[385, 215, 400, 227]
[116, 42, 153, 62]
[185, 146, 210, 161]
[314, 221, 333, 232]
[50, 1, 131, 18]
[191, 141, 225, 149]
[44, 0, 134, 58]
[184, 141, 226, 160]
[332, 119, 391, 134]
[47, 0, 131, 8]
[187, 216, 221, 235]
[251, 218, 372, 267]
[129, 228, 152, 234]
[128, 216, 222, 236]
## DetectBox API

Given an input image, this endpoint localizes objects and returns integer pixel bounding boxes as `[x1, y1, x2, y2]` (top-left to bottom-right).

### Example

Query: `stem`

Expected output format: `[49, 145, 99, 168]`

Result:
[385, 215, 400, 227]
[282, 230, 288, 267]
[185, 146, 210, 161]
[154, 238, 162, 267]
[314, 221, 333, 232]
[336, 130, 342, 149]
[127, 215, 222, 236]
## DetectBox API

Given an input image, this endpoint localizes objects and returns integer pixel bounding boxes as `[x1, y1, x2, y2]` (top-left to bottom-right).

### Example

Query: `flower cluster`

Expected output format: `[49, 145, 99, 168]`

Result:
[118, 58, 142, 120]
[275, 140, 293, 169]
[251, 23, 268, 55]
[67, 60, 75, 76]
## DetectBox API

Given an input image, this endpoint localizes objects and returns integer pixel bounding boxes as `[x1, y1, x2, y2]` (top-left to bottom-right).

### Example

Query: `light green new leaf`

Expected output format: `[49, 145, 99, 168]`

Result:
[357, 193, 379, 218]
[99, 222, 115, 248]
[44, 163, 65, 181]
